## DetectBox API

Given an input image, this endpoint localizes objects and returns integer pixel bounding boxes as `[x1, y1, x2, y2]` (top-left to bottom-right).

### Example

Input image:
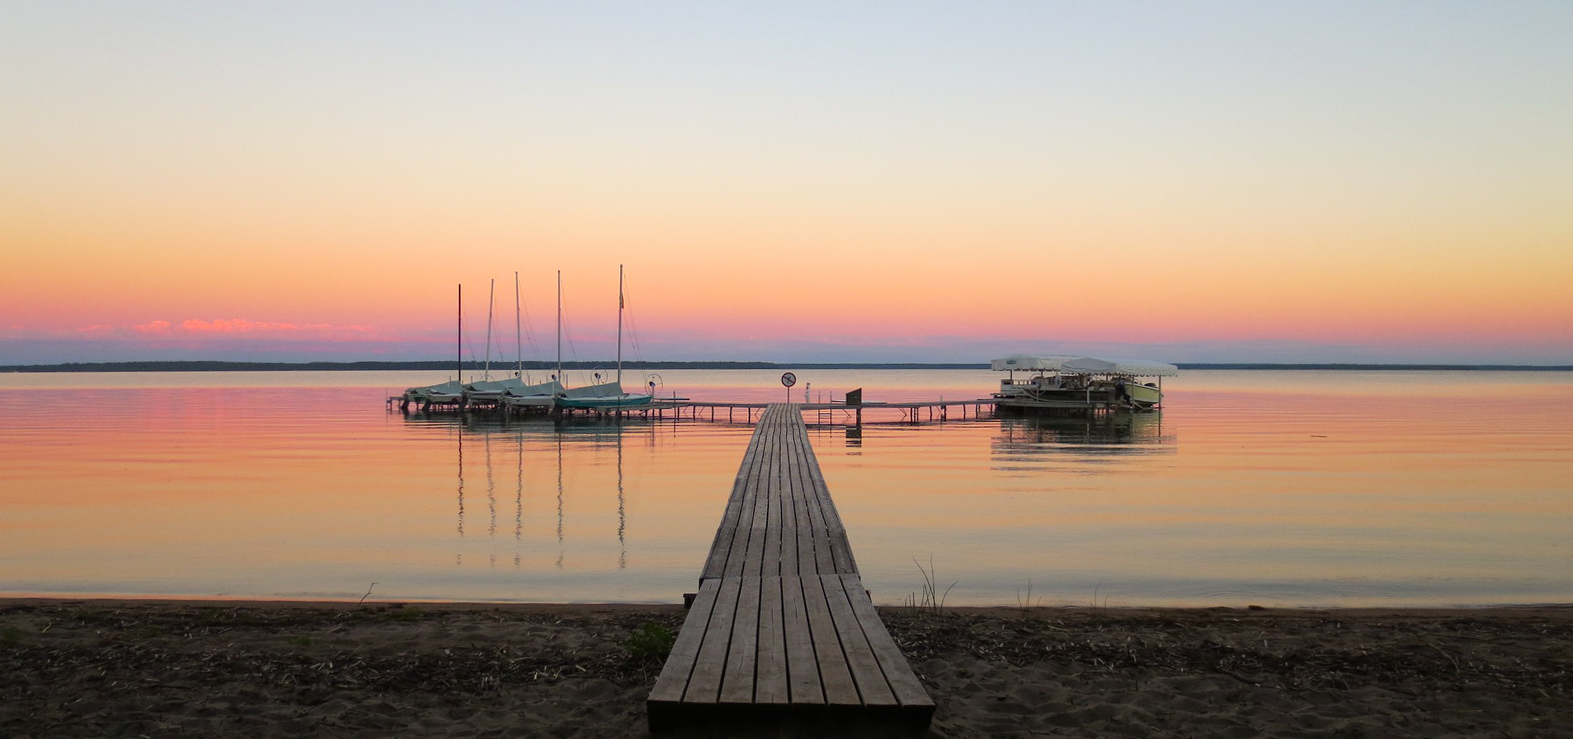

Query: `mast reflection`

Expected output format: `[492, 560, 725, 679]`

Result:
[401, 413, 656, 572]
[515, 431, 523, 568]
[617, 429, 626, 570]
[455, 420, 465, 538]
[563, 427, 569, 572]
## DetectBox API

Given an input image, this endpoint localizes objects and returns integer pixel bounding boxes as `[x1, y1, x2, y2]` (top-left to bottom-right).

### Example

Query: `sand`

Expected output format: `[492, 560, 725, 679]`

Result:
[3, 598, 1570, 738]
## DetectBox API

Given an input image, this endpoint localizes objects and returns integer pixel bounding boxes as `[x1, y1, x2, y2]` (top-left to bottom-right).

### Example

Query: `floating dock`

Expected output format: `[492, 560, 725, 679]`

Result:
[391, 390, 1158, 424]
[646, 404, 934, 732]
[388, 394, 1001, 425]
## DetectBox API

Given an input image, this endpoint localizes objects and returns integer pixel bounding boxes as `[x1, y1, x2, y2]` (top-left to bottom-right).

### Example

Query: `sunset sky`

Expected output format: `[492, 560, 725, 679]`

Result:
[4, 2, 1571, 365]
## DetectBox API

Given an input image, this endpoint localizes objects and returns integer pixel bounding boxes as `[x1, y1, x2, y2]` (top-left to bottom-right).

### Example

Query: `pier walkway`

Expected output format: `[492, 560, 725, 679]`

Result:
[647, 404, 934, 732]
[653, 398, 995, 425]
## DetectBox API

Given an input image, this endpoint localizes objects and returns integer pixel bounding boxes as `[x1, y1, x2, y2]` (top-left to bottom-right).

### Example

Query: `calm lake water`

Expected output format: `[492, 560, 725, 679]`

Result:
[2, 369, 1569, 608]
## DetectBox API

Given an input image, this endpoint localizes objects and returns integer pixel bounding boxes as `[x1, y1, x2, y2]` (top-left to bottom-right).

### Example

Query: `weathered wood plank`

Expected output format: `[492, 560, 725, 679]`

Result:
[825, 533, 856, 574]
[719, 576, 762, 704]
[837, 574, 934, 709]
[806, 456, 846, 532]
[648, 577, 721, 704]
[820, 574, 897, 706]
[788, 429, 839, 579]
[780, 575, 824, 704]
[684, 576, 742, 702]
[755, 576, 790, 704]
[703, 418, 768, 580]
[801, 569, 859, 706]
[720, 425, 768, 579]
[650, 404, 933, 732]
[740, 467, 769, 578]
[786, 423, 821, 578]
[796, 427, 840, 576]
[760, 513, 781, 577]
[795, 509, 817, 577]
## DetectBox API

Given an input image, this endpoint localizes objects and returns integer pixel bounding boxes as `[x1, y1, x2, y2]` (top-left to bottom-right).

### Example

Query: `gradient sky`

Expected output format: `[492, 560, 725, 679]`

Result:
[4, 2, 1571, 364]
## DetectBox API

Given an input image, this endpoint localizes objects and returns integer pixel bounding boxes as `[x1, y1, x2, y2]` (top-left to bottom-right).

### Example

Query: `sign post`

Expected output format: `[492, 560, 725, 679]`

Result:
[780, 372, 797, 404]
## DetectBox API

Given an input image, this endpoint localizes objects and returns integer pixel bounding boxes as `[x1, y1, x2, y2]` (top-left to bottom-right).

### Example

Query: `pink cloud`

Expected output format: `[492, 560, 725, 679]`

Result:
[180, 319, 300, 334]
[145, 318, 391, 342]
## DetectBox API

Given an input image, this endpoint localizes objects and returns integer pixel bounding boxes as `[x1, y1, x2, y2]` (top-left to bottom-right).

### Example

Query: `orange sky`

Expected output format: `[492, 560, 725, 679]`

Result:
[3, 4, 1571, 364]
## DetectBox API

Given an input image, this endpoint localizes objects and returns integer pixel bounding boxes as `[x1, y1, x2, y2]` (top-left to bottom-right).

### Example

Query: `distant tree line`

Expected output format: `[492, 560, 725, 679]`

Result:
[1174, 363, 1573, 371]
[2, 360, 1568, 373]
[0, 360, 988, 373]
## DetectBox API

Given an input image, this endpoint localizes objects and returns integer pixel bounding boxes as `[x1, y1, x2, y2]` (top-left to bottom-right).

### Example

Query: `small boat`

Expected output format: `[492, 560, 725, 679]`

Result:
[469, 272, 564, 412]
[556, 265, 652, 410]
[556, 379, 653, 409]
[400, 285, 469, 410]
[462, 376, 527, 404]
[460, 278, 510, 407]
[404, 378, 466, 406]
[991, 355, 1079, 398]
[992, 354, 1176, 411]
[500, 379, 566, 409]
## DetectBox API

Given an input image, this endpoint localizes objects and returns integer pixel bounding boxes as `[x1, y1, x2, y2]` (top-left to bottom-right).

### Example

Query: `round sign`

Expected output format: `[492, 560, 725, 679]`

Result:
[781, 372, 797, 388]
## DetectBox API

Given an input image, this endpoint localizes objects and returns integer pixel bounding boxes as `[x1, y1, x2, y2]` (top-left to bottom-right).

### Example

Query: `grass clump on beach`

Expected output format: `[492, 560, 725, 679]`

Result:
[384, 605, 426, 622]
[625, 622, 675, 663]
[905, 555, 956, 613]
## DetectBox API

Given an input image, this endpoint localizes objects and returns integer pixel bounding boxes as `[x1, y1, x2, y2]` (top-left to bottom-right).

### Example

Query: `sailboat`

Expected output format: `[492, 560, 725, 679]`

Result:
[466, 274, 560, 407]
[401, 285, 467, 409]
[501, 271, 565, 411]
[556, 265, 654, 410]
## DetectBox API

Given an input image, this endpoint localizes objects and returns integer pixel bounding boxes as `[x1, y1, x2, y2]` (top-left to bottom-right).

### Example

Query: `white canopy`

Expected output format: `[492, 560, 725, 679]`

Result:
[989, 355, 1079, 372]
[1060, 356, 1179, 377]
[991, 354, 1178, 377]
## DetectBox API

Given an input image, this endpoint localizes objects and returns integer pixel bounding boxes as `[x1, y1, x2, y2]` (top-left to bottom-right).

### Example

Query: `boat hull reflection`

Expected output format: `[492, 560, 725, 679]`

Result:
[992, 413, 1173, 467]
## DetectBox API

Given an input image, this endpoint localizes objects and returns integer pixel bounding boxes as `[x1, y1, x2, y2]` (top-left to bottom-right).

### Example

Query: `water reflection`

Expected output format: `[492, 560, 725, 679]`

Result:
[402, 413, 659, 574]
[991, 413, 1173, 470]
[514, 432, 523, 568]
[4, 372, 1572, 606]
[486, 432, 496, 540]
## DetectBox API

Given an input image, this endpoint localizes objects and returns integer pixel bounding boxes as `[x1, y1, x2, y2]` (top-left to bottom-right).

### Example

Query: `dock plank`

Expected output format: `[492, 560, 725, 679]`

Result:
[754, 576, 790, 704]
[801, 570, 860, 706]
[719, 577, 762, 704]
[648, 404, 933, 732]
[780, 575, 824, 704]
[837, 574, 934, 709]
[683, 577, 742, 702]
[703, 423, 764, 580]
[821, 573, 897, 706]
[648, 578, 720, 705]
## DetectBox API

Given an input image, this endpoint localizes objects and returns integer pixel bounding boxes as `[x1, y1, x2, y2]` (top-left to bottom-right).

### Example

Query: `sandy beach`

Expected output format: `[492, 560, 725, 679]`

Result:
[3, 598, 1570, 738]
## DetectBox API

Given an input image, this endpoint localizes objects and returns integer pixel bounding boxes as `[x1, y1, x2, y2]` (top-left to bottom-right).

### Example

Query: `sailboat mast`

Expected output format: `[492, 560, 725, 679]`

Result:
[483, 279, 495, 381]
[616, 264, 624, 387]
[555, 270, 562, 385]
[514, 271, 522, 379]
[456, 284, 463, 384]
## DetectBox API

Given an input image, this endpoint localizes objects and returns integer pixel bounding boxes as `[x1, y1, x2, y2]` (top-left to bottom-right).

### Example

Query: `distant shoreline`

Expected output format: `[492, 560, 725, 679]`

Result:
[2, 360, 1570, 373]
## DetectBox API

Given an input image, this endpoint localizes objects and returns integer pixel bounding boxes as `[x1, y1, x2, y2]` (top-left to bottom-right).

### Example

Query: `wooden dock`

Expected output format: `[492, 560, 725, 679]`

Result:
[665, 398, 995, 425]
[647, 404, 935, 732]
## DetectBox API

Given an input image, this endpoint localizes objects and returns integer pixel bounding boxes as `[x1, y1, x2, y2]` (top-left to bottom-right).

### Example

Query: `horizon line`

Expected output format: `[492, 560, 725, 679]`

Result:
[4, 360, 1572, 373]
